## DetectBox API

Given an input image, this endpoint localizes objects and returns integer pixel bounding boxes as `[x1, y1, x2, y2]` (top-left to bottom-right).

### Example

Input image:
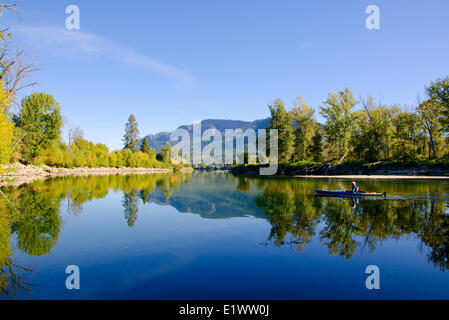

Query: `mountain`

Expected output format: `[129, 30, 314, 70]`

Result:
[142, 118, 271, 152]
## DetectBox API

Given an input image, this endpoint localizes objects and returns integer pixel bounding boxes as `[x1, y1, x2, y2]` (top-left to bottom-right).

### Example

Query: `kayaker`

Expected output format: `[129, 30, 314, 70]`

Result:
[351, 181, 359, 193]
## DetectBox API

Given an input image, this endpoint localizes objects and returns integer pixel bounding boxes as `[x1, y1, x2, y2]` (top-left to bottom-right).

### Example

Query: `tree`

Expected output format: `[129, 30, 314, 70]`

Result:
[0, 81, 12, 164]
[320, 88, 357, 159]
[122, 190, 139, 227]
[68, 124, 84, 150]
[122, 114, 139, 152]
[15, 93, 62, 163]
[426, 77, 449, 132]
[268, 99, 294, 163]
[290, 96, 316, 161]
[354, 97, 396, 161]
[0, 3, 37, 101]
[140, 138, 151, 153]
[417, 99, 443, 159]
[309, 127, 324, 162]
[159, 142, 172, 164]
[140, 138, 157, 160]
[391, 111, 424, 159]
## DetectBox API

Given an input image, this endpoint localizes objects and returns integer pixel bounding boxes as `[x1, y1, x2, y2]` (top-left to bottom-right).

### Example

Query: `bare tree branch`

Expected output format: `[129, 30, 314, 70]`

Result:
[0, 42, 39, 102]
[0, 1, 22, 21]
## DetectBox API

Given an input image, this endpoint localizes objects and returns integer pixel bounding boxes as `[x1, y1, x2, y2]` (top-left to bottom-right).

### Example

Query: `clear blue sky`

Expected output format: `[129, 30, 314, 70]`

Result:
[2, 0, 449, 150]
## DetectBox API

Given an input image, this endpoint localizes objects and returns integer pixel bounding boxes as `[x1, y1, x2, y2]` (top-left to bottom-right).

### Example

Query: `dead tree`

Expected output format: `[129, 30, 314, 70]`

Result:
[0, 43, 38, 102]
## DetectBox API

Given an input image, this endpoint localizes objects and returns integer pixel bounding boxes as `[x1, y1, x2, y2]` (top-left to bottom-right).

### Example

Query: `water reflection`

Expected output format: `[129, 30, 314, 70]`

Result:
[0, 172, 449, 297]
[255, 178, 449, 270]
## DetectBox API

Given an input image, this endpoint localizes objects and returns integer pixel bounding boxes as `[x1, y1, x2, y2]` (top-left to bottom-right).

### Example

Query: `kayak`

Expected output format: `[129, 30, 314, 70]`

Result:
[315, 190, 386, 197]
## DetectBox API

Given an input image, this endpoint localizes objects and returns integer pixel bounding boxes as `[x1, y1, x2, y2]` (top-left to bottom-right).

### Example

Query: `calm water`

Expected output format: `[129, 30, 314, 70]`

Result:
[1, 172, 449, 299]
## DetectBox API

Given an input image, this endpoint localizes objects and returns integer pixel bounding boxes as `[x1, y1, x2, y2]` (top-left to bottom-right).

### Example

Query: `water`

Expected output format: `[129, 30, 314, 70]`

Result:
[1, 172, 449, 299]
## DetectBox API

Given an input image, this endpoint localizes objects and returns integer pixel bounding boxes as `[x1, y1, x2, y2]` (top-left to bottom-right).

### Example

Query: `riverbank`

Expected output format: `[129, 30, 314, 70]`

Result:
[232, 161, 449, 178]
[293, 175, 449, 180]
[0, 162, 174, 187]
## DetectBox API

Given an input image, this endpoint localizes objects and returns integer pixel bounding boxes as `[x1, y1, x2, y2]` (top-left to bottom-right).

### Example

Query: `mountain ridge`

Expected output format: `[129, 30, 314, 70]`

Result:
[142, 118, 271, 152]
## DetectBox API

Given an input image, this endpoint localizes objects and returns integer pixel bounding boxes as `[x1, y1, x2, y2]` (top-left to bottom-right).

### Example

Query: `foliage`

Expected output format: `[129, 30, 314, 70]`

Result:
[267, 99, 295, 163]
[159, 142, 172, 165]
[391, 111, 425, 159]
[291, 96, 317, 161]
[320, 88, 358, 159]
[426, 77, 449, 132]
[15, 93, 62, 163]
[140, 138, 157, 159]
[40, 138, 168, 169]
[417, 99, 444, 159]
[0, 82, 12, 164]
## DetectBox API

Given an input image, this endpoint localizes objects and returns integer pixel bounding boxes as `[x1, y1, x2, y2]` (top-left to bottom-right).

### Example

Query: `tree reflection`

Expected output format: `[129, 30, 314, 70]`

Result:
[11, 187, 61, 256]
[256, 181, 321, 251]
[419, 201, 449, 271]
[0, 172, 192, 295]
[123, 190, 139, 227]
[253, 178, 449, 270]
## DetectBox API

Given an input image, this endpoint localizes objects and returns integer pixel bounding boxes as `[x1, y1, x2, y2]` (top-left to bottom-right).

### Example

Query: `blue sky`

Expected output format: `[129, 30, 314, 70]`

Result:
[2, 0, 449, 150]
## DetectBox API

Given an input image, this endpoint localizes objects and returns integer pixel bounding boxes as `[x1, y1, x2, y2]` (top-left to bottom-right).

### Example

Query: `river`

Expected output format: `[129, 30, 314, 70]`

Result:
[0, 172, 448, 299]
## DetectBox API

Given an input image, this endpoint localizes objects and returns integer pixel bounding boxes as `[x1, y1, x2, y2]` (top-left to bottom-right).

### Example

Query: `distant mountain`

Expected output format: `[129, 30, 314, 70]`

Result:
[142, 118, 271, 152]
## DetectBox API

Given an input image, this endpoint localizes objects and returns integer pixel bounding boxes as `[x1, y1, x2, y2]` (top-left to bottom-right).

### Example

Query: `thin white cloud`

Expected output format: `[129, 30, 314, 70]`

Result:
[14, 26, 194, 85]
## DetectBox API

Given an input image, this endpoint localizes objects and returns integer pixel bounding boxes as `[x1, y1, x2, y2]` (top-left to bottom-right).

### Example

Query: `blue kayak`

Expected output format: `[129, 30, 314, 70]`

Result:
[315, 190, 386, 197]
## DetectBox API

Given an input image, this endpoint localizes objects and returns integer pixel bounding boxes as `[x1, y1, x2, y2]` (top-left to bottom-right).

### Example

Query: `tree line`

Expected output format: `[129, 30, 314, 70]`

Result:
[267, 77, 449, 164]
[0, 90, 172, 168]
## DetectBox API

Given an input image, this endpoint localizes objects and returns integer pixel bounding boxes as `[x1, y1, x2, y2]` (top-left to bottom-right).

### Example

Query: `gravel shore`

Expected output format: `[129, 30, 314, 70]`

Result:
[1, 162, 172, 187]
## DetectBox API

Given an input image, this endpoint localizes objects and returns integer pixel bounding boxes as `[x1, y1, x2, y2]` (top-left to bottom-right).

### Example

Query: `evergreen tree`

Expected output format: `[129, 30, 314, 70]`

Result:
[140, 138, 151, 154]
[122, 190, 139, 227]
[140, 137, 157, 159]
[122, 114, 140, 152]
[267, 99, 294, 163]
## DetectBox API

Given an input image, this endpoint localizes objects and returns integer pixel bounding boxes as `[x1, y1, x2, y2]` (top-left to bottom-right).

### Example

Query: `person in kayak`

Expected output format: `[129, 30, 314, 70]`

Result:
[351, 181, 359, 193]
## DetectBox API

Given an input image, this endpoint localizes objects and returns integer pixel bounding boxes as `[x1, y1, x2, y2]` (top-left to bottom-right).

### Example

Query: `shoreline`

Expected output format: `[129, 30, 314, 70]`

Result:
[292, 175, 449, 180]
[232, 161, 449, 178]
[1, 163, 174, 187]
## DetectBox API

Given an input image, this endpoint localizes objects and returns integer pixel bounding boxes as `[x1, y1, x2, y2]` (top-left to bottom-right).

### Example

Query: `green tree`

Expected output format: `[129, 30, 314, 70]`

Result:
[140, 138, 151, 154]
[122, 114, 140, 152]
[122, 190, 139, 227]
[290, 96, 316, 161]
[320, 88, 357, 159]
[11, 188, 61, 256]
[391, 111, 424, 159]
[15, 93, 62, 163]
[417, 99, 443, 159]
[268, 99, 294, 163]
[353, 97, 396, 161]
[309, 126, 324, 162]
[426, 77, 449, 132]
[159, 142, 172, 165]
